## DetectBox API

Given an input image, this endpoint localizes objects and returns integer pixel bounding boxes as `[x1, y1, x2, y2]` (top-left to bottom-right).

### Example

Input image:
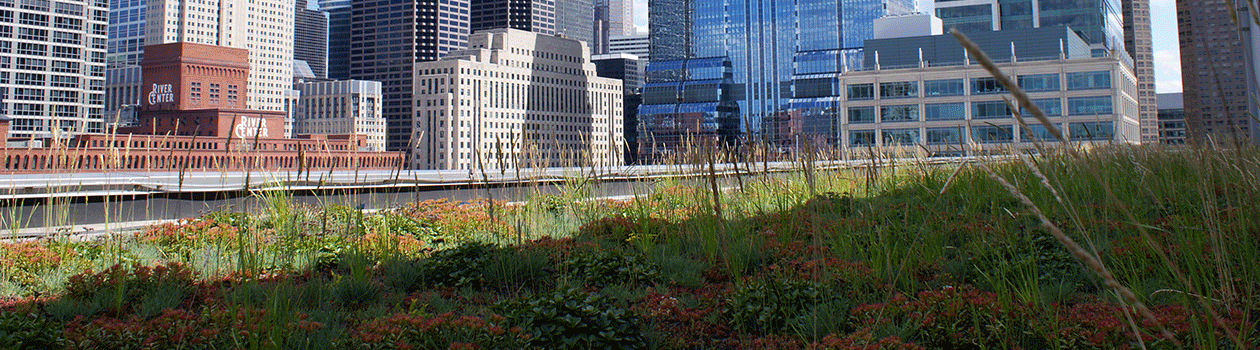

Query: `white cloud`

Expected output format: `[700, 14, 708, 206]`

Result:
[1153, 48, 1183, 93]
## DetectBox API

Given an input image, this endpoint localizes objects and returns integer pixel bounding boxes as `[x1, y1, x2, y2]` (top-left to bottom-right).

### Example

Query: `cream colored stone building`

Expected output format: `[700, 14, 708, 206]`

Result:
[784, 52, 1140, 157]
[412, 28, 624, 170]
[293, 80, 386, 151]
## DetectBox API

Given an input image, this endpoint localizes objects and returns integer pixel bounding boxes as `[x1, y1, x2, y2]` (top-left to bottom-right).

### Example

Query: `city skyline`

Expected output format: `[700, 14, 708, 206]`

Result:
[629, 0, 1180, 93]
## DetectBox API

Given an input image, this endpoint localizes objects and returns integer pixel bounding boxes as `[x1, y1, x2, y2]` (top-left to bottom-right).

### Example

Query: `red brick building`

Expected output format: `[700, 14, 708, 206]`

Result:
[0, 43, 404, 174]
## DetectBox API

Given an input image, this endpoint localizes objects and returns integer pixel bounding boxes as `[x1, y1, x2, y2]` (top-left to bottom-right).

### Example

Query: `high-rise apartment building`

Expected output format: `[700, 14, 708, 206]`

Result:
[350, 0, 468, 151]
[146, 0, 295, 112]
[555, 0, 593, 48]
[470, 0, 553, 36]
[320, 0, 350, 80]
[294, 0, 328, 79]
[412, 28, 624, 170]
[1176, 0, 1257, 141]
[1, 0, 109, 138]
[106, 0, 143, 67]
[1122, 0, 1156, 143]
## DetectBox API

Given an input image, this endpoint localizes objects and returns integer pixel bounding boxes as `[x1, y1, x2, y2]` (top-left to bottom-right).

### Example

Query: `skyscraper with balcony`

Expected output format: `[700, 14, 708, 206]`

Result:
[2, 0, 109, 138]
[349, 0, 468, 151]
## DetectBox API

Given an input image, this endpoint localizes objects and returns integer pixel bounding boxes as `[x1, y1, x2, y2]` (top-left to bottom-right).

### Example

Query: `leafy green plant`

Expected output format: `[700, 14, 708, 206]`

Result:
[62, 262, 198, 316]
[417, 242, 503, 289]
[728, 279, 832, 335]
[496, 287, 647, 349]
[331, 276, 381, 307]
[0, 312, 62, 349]
[563, 250, 659, 286]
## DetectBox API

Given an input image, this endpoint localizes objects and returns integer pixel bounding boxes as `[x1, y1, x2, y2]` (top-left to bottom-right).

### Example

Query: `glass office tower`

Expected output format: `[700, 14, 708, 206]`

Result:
[641, 0, 917, 156]
[934, 0, 1126, 55]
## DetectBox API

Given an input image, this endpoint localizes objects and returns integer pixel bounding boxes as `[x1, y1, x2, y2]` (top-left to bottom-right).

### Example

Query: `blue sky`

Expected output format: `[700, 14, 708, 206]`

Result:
[631, 0, 1183, 93]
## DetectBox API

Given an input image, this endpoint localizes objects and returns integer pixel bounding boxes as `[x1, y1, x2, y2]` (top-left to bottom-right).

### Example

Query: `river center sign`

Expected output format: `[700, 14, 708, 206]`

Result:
[148, 84, 175, 105]
[234, 116, 270, 138]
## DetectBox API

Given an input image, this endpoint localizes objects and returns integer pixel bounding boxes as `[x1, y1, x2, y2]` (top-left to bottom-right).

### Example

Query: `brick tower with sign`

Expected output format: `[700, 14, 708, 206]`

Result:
[131, 42, 285, 139]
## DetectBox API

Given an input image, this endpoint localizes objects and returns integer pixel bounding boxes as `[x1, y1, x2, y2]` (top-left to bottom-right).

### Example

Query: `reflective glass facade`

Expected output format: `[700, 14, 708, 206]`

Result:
[933, 0, 1127, 54]
[637, 57, 739, 160]
[643, 0, 913, 153]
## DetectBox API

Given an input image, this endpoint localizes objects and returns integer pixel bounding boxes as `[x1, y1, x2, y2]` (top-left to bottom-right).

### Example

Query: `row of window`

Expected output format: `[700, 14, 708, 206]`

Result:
[847, 122, 1116, 146]
[844, 96, 1113, 123]
[843, 71, 1113, 100]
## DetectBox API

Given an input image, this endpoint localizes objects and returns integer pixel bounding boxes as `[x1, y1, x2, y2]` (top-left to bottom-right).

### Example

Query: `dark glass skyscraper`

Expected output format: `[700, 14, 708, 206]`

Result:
[933, 0, 1126, 55]
[322, 0, 352, 80]
[295, 0, 329, 79]
[556, 0, 594, 49]
[641, 0, 914, 154]
[647, 0, 690, 61]
[470, 0, 554, 36]
[350, 0, 469, 150]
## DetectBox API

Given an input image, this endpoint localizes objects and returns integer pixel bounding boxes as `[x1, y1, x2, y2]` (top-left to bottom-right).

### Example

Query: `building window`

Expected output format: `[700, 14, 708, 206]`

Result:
[924, 79, 964, 97]
[879, 81, 918, 99]
[12, 103, 42, 116]
[1067, 96, 1112, 115]
[1066, 71, 1111, 90]
[1025, 123, 1062, 142]
[1021, 98, 1062, 116]
[209, 83, 220, 104]
[847, 83, 874, 100]
[1017, 73, 1060, 92]
[926, 127, 963, 145]
[1069, 121, 1115, 140]
[849, 130, 875, 146]
[15, 72, 44, 85]
[848, 106, 875, 123]
[925, 103, 965, 120]
[227, 85, 237, 104]
[971, 77, 1006, 95]
[971, 125, 1013, 143]
[49, 75, 75, 87]
[880, 105, 919, 122]
[190, 82, 201, 102]
[16, 42, 45, 56]
[972, 100, 1012, 119]
[883, 128, 920, 146]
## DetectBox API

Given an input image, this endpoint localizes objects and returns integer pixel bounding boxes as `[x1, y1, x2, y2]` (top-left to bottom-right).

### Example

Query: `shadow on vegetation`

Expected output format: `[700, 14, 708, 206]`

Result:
[1, 146, 1258, 349]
